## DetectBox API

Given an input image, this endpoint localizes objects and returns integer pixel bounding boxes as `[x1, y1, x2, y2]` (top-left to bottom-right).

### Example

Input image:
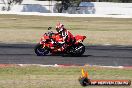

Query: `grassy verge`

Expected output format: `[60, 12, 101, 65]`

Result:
[0, 66, 131, 88]
[0, 14, 132, 45]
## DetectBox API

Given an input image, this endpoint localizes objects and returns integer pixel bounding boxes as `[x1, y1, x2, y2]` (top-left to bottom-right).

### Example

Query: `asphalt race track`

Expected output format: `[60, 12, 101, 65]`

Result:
[0, 43, 132, 66]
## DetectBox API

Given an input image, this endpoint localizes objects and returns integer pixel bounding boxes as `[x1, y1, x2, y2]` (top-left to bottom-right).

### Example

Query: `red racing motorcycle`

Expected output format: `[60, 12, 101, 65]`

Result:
[34, 27, 86, 56]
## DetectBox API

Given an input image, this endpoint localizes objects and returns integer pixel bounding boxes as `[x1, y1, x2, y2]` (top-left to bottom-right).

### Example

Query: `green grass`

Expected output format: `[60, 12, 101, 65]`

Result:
[0, 14, 132, 45]
[0, 66, 131, 88]
[0, 14, 132, 31]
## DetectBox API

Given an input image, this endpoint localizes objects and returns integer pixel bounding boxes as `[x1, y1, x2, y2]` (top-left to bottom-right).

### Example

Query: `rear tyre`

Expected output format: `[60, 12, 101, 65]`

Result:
[34, 43, 49, 56]
[67, 43, 85, 56]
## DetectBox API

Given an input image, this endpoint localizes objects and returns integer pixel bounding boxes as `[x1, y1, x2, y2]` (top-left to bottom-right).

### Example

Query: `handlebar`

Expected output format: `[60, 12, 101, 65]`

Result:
[48, 27, 52, 30]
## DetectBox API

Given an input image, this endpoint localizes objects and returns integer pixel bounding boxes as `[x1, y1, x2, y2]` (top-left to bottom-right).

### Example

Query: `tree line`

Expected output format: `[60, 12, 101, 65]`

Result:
[38, 0, 132, 3]
[2, 0, 23, 11]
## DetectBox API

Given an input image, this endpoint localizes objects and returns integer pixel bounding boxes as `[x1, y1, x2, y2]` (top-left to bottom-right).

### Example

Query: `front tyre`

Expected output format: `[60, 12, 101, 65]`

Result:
[34, 43, 49, 56]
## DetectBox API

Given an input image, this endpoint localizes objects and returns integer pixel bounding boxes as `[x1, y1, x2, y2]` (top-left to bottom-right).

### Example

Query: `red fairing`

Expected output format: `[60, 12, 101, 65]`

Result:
[40, 35, 49, 44]
[55, 34, 63, 43]
[75, 35, 86, 42]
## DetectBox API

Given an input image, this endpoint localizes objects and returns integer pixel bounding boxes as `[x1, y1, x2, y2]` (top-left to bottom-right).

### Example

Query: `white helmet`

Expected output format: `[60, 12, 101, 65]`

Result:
[56, 23, 64, 33]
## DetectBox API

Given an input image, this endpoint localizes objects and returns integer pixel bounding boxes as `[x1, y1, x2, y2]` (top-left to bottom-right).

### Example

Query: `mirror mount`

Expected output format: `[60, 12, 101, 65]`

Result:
[48, 27, 52, 30]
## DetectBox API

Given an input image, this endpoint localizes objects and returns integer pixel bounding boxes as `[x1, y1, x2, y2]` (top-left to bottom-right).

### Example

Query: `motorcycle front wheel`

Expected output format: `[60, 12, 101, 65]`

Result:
[34, 43, 49, 56]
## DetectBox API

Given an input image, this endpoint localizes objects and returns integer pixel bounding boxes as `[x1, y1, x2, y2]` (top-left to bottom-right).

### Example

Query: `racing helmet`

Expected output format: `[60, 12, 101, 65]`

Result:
[56, 23, 64, 33]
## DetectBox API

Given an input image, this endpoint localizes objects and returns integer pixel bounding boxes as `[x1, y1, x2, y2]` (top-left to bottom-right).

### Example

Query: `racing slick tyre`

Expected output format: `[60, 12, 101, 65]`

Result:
[67, 43, 85, 56]
[34, 43, 49, 56]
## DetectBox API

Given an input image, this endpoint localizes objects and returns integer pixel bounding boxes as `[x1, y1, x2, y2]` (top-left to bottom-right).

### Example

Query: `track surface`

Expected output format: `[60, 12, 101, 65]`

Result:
[0, 43, 132, 66]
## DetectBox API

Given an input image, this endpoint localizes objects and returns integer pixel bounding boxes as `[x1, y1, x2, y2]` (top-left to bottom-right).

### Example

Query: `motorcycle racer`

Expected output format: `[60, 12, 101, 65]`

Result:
[56, 23, 74, 44]
[55, 23, 74, 51]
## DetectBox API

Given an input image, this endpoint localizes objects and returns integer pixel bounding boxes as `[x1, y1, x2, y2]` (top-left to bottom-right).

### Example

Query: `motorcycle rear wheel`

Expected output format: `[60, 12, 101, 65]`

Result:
[67, 43, 85, 56]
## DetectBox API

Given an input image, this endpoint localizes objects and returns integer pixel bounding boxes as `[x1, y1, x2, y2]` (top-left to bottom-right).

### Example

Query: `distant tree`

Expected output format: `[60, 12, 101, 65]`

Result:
[2, 0, 23, 11]
[99, 0, 132, 2]
[121, 0, 132, 3]
[53, 0, 82, 13]
[53, 0, 70, 13]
